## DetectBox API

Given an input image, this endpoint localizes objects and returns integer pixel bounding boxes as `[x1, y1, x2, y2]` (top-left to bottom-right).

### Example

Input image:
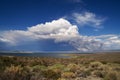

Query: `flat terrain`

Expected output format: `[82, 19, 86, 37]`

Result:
[0, 52, 120, 80]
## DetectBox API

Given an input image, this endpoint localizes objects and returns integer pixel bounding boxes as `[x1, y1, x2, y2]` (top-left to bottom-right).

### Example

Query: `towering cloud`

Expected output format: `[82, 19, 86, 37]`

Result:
[0, 18, 120, 52]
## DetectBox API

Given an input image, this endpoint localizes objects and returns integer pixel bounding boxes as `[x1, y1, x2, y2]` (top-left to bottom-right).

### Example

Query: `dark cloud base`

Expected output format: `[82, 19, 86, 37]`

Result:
[0, 39, 76, 52]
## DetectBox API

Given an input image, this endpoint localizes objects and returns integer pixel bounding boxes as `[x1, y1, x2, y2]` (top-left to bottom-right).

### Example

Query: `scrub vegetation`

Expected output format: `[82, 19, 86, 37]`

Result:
[0, 52, 120, 80]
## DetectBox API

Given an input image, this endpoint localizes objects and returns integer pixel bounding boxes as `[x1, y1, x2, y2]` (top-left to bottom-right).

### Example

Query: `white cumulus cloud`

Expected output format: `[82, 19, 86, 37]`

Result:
[0, 18, 79, 45]
[28, 18, 79, 38]
[0, 18, 120, 52]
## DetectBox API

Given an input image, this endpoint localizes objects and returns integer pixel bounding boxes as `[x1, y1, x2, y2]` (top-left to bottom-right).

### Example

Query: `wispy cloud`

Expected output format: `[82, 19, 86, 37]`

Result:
[72, 12, 105, 28]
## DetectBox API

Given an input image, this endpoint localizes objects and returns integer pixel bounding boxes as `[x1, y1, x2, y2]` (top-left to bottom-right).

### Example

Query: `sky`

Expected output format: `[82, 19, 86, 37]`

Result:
[0, 0, 120, 52]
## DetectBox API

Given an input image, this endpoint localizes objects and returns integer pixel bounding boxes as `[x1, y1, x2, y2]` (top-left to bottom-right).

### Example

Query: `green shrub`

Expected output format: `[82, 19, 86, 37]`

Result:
[90, 61, 103, 69]
[66, 63, 80, 72]
[22, 66, 32, 73]
[104, 71, 117, 80]
[32, 65, 46, 72]
[89, 61, 108, 73]
[92, 70, 105, 78]
[0, 65, 28, 80]
[61, 72, 75, 78]
[81, 69, 91, 78]
[48, 63, 65, 70]
[42, 69, 61, 79]
[57, 78, 66, 80]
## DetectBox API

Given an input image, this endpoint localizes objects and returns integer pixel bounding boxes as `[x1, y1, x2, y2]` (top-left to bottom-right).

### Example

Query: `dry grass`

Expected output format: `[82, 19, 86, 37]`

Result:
[0, 52, 120, 80]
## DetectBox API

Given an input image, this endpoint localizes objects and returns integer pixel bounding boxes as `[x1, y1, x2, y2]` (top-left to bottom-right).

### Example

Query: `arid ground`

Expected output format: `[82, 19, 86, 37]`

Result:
[0, 52, 120, 80]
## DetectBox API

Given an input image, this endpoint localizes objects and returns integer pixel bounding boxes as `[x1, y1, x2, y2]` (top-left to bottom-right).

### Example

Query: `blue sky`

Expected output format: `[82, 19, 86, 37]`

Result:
[0, 0, 120, 52]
